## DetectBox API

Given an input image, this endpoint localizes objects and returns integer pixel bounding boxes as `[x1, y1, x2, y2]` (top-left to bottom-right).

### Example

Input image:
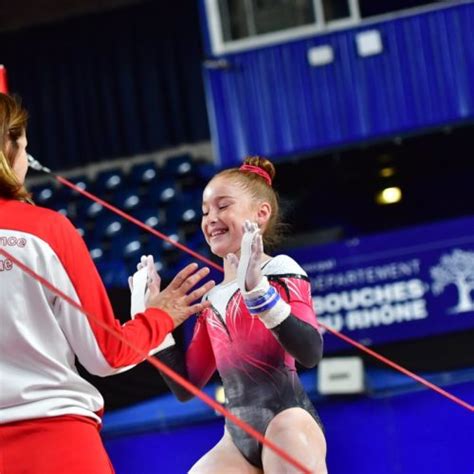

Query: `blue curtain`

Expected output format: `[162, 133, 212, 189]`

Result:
[0, 1, 210, 169]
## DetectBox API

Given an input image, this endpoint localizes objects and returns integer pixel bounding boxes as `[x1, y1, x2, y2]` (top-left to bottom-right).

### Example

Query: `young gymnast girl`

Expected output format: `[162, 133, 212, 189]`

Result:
[133, 156, 327, 473]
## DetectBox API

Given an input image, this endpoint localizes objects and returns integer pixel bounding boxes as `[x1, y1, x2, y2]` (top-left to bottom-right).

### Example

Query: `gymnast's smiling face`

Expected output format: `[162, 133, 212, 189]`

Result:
[201, 176, 263, 259]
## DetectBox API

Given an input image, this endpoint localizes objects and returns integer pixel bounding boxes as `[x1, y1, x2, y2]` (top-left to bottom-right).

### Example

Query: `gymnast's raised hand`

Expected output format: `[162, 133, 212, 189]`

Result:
[226, 220, 265, 292]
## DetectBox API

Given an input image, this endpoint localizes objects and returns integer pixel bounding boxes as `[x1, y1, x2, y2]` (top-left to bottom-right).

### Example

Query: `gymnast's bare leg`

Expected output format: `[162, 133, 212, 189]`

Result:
[189, 428, 262, 474]
[262, 407, 327, 474]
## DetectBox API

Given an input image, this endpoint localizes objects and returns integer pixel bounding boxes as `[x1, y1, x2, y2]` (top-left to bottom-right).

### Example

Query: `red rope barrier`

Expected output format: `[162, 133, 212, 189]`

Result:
[0, 246, 311, 473]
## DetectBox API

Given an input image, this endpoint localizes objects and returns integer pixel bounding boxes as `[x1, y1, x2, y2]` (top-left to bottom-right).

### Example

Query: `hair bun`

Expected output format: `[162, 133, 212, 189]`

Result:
[243, 156, 276, 182]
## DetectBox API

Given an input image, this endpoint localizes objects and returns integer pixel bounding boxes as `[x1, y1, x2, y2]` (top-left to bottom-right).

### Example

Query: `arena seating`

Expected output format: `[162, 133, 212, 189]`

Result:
[28, 155, 215, 287]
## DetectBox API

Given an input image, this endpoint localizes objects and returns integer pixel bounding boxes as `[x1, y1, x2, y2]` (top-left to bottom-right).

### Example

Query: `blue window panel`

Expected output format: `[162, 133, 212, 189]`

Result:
[204, 2, 474, 165]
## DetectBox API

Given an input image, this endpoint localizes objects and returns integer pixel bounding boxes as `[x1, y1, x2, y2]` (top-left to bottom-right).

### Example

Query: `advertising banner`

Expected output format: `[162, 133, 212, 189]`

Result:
[288, 216, 474, 353]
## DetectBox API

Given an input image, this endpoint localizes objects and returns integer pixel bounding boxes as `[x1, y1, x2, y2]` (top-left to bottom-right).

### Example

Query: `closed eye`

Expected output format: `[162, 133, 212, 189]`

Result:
[202, 201, 232, 217]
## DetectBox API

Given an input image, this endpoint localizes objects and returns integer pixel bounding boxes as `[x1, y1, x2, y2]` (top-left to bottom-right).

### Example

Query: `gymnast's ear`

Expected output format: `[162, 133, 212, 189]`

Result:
[256, 201, 271, 229]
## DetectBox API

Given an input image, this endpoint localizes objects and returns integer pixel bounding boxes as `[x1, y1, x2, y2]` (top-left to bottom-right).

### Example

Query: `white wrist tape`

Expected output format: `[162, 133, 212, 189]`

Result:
[257, 297, 291, 329]
[240, 275, 271, 299]
[242, 276, 291, 329]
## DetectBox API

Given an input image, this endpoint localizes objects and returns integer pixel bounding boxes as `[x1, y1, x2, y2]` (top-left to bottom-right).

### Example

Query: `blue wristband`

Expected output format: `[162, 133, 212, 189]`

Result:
[245, 285, 277, 309]
[245, 285, 281, 315]
[247, 293, 281, 315]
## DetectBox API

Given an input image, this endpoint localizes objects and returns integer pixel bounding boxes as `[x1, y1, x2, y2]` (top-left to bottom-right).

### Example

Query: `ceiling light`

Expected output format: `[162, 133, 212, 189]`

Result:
[379, 167, 396, 178]
[376, 187, 402, 205]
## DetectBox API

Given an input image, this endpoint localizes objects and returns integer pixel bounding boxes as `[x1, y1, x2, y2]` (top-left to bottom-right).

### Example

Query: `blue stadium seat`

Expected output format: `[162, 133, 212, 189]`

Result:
[94, 168, 126, 194]
[30, 183, 57, 206]
[129, 161, 159, 186]
[33, 176, 92, 223]
[30, 183, 76, 217]
[163, 153, 201, 190]
[166, 191, 201, 223]
[88, 241, 109, 264]
[112, 187, 144, 212]
[148, 178, 179, 207]
[166, 192, 202, 239]
[76, 199, 106, 220]
[57, 175, 91, 201]
[160, 228, 181, 252]
[93, 214, 126, 241]
[163, 153, 194, 178]
[131, 207, 165, 231]
[68, 174, 90, 192]
[110, 230, 144, 262]
[143, 226, 181, 260]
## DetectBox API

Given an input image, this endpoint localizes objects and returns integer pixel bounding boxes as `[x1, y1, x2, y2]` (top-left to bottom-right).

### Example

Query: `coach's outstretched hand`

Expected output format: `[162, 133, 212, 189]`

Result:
[135, 255, 214, 328]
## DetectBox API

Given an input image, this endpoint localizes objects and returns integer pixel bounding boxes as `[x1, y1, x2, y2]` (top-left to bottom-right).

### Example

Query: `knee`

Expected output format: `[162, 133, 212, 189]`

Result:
[265, 410, 327, 465]
[266, 409, 312, 438]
